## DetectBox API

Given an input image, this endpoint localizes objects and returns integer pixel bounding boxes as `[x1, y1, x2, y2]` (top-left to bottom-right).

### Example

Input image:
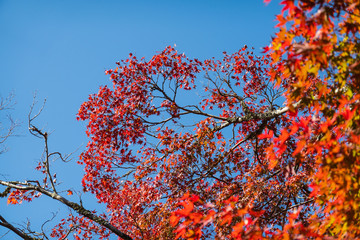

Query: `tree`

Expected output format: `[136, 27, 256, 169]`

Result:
[0, 45, 313, 239]
[263, 0, 360, 238]
[1, 0, 359, 239]
[76, 46, 310, 239]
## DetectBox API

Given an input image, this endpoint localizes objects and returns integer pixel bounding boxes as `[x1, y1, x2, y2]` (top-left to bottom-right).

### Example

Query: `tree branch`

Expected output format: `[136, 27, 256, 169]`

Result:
[0, 180, 133, 240]
[0, 214, 40, 240]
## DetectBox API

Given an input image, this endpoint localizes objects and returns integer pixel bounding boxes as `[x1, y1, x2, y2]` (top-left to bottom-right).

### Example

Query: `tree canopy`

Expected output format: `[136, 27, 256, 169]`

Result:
[1, 0, 360, 239]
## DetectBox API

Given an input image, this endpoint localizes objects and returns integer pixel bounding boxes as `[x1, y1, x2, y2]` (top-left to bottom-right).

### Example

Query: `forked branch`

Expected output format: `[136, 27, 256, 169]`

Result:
[0, 180, 133, 240]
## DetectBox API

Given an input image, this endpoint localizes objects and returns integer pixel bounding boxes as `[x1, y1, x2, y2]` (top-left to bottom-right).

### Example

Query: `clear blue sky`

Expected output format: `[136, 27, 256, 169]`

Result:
[0, 0, 282, 238]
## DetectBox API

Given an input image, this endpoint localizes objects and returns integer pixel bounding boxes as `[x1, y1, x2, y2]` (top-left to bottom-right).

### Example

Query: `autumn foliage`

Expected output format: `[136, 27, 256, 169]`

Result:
[1, 0, 360, 239]
[265, 0, 360, 238]
[76, 45, 306, 239]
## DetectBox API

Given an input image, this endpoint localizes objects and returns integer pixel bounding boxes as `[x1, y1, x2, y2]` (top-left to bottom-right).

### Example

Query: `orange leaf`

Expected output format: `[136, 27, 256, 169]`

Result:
[293, 140, 306, 156]
[258, 129, 274, 139]
[7, 198, 18, 205]
[170, 215, 179, 226]
[269, 158, 278, 170]
[176, 201, 194, 217]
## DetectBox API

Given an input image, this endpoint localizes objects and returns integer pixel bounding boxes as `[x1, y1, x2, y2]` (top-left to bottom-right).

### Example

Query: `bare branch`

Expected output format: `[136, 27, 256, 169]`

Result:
[0, 214, 40, 240]
[28, 95, 46, 129]
[0, 94, 19, 154]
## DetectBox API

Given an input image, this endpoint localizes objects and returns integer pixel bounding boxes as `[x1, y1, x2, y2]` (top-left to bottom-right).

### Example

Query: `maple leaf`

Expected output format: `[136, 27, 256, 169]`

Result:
[258, 129, 274, 139]
[7, 197, 18, 205]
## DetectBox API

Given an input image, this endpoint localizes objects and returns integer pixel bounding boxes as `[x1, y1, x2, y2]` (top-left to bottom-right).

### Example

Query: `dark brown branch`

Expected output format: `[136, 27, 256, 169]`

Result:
[0, 186, 11, 198]
[0, 180, 133, 240]
[0, 215, 40, 240]
[28, 125, 57, 193]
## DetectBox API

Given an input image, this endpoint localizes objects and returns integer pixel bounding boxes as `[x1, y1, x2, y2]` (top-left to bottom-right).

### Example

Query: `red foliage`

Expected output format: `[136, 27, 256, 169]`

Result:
[75, 46, 318, 239]
[265, 0, 360, 238]
[4, 1, 360, 239]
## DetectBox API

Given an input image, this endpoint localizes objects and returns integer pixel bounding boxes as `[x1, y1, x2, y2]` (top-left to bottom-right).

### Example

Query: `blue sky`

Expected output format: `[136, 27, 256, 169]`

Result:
[0, 0, 282, 238]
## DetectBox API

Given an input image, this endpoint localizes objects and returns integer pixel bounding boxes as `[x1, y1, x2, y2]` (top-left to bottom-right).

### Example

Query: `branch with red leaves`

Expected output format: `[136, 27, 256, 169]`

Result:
[0, 180, 132, 240]
[0, 98, 133, 240]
